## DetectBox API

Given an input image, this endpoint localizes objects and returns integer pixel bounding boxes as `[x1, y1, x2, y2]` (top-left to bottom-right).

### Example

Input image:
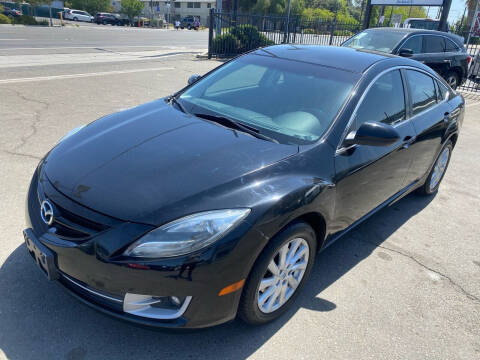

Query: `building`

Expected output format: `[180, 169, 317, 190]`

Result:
[111, 0, 216, 26]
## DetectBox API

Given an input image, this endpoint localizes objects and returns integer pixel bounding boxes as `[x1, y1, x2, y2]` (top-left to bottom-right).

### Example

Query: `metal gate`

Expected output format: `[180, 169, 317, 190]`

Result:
[207, 9, 361, 58]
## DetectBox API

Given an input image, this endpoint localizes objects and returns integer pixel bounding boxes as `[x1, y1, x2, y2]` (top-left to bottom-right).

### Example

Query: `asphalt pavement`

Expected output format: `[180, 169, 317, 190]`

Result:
[0, 25, 479, 360]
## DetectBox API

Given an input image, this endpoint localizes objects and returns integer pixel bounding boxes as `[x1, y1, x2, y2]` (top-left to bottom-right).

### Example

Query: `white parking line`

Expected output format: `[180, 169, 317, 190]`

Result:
[0, 67, 174, 84]
[0, 45, 203, 51]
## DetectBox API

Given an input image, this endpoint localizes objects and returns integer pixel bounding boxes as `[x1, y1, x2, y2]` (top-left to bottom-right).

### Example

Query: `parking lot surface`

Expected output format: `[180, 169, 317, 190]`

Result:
[0, 25, 479, 360]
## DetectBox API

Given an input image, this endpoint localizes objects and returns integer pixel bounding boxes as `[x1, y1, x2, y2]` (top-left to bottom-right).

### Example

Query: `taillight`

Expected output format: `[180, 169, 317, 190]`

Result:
[467, 56, 472, 64]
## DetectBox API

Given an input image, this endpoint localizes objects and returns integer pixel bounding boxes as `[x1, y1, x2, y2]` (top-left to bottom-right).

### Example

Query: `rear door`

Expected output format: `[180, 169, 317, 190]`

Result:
[421, 35, 451, 76]
[334, 69, 416, 229]
[402, 69, 450, 183]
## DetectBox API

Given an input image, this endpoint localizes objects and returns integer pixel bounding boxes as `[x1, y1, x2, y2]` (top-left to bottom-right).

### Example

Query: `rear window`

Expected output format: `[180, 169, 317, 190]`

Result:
[445, 38, 459, 52]
[406, 70, 437, 115]
[424, 35, 445, 53]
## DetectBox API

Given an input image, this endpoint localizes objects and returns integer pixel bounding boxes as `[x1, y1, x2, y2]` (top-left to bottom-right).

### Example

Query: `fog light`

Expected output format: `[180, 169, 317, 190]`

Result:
[123, 293, 192, 320]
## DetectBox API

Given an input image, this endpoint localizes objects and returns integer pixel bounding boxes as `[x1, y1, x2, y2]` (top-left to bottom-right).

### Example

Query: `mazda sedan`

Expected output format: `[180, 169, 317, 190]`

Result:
[24, 45, 464, 328]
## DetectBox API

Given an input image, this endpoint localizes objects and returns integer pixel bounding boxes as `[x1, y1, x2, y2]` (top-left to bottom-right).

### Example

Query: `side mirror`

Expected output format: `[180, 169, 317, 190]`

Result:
[188, 74, 202, 85]
[398, 48, 413, 57]
[344, 121, 400, 147]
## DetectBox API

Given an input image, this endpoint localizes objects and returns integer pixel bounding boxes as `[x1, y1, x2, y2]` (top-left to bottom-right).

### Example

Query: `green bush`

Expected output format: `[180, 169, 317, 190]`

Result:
[0, 14, 11, 24]
[230, 24, 274, 51]
[211, 25, 274, 55]
[211, 33, 240, 55]
[12, 15, 48, 25]
[228, 25, 274, 52]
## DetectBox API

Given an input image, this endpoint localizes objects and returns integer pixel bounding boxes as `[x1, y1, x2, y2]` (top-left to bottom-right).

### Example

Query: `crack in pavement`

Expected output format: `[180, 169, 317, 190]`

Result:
[4, 88, 50, 153]
[2, 150, 42, 161]
[359, 238, 480, 303]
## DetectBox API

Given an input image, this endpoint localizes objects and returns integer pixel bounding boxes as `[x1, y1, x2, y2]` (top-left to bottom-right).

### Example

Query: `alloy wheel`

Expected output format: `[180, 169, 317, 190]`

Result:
[429, 146, 450, 191]
[257, 238, 309, 314]
[447, 75, 457, 89]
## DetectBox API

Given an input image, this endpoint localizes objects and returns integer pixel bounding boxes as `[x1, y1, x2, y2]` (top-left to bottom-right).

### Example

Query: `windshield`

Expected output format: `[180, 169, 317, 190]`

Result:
[178, 54, 358, 145]
[343, 30, 406, 53]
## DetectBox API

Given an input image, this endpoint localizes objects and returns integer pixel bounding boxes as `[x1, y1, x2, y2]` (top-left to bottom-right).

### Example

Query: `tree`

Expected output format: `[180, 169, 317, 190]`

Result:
[120, 0, 144, 22]
[69, 0, 110, 15]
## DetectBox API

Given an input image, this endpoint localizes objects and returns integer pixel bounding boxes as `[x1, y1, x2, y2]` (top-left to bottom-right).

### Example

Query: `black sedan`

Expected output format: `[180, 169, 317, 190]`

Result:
[342, 28, 469, 89]
[24, 45, 464, 328]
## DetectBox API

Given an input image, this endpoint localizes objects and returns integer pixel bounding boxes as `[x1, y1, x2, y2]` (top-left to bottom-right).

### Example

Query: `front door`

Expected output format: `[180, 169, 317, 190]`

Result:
[333, 69, 416, 232]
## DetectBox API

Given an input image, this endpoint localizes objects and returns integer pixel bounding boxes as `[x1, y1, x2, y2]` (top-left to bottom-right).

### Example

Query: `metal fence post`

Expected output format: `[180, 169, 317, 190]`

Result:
[329, 12, 337, 45]
[208, 8, 214, 59]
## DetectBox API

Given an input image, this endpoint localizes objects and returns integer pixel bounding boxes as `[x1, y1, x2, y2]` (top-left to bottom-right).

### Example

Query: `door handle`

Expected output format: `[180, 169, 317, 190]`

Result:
[443, 112, 450, 123]
[401, 135, 415, 149]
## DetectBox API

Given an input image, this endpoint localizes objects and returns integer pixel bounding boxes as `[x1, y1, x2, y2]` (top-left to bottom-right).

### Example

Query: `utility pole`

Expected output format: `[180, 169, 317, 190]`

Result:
[438, 0, 452, 31]
[283, 0, 291, 43]
[362, 0, 372, 29]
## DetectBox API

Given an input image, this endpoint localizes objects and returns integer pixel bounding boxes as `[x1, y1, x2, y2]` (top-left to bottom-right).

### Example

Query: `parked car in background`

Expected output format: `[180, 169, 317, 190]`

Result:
[94, 12, 117, 25]
[342, 28, 469, 89]
[403, 18, 444, 31]
[180, 16, 198, 30]
[114, 14, 130, 26]
[131, 16, 150, 27]
[24, 45, 464, 329]
[64, 9, 94, 22]
[2, 7, 22, 17]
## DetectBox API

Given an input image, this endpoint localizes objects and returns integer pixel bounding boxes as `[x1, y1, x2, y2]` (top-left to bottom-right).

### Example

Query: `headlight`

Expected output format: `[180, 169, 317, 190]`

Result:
[123, 209, 251, 258]
[58, 125, 86, 143]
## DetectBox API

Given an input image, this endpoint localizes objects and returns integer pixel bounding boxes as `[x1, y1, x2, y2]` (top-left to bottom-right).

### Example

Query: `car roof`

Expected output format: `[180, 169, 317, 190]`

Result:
[366, 27, 464, 44]
[254, 45, 393, 74]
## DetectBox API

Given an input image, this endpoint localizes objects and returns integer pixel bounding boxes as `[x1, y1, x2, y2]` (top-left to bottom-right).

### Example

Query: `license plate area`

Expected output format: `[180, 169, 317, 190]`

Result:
[23, 229, 59, 281]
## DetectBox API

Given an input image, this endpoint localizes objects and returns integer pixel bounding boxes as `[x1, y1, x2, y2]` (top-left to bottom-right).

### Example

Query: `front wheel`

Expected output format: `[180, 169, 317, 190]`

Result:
[238, 222, 317, 325]
[416, 141, 453, 195]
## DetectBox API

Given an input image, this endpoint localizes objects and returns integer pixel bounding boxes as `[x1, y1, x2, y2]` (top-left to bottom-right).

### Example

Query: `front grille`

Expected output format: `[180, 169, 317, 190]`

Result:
[28, 169, 110, 242]
[45, 199, 108, 241]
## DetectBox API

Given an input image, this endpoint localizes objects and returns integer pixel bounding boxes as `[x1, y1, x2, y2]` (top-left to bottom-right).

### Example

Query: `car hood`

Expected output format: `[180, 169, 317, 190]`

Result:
[43, 99, 297, 225]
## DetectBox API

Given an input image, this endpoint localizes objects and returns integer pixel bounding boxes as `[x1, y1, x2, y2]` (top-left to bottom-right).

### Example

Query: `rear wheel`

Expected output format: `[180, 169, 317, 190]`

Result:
[416, 141, 453, 195]
[239, 222, 316, 325]
[445, 71, 460, 90]
[73, 17, 78, 21]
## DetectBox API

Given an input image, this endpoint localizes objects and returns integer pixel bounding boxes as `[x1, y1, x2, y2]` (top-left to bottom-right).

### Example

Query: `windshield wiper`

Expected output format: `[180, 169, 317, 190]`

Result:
[194, 113, 279, 143]
[167, 95, 188, 114]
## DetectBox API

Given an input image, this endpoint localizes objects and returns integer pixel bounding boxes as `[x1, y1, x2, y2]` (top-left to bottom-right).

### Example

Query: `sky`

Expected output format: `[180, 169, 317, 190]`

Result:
[446, 0, 468, 23]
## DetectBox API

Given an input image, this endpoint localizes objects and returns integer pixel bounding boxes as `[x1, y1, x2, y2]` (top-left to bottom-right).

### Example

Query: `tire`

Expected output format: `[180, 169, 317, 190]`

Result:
[73, 17, 78, 21]
[238, 222, 317, 325]
[445, 71, 460, 90]
[416, 141, 453, 196]
[102, 20, 107, 25]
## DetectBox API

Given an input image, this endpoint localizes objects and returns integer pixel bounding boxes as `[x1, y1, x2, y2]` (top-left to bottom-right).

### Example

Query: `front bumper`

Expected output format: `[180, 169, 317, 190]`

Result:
[25, 169, 268, 329]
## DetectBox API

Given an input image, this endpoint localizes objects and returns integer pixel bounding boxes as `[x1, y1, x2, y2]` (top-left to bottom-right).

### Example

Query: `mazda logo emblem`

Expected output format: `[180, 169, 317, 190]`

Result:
[40, 200, 54, 226]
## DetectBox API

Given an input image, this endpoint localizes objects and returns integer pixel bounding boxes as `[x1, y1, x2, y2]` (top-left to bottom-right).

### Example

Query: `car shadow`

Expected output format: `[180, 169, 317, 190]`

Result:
[0, 192, 434, 360]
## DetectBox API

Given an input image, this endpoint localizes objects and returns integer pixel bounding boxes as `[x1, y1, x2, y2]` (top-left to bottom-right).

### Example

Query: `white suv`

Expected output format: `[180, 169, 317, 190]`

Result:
[65, 9, 93, 22]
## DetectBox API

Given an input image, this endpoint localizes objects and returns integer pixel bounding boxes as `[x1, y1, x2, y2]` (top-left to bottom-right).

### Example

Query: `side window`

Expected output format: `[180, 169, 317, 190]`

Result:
[444, 39, 459, 52]
[423, 35, 445, 53]
[401, 36, 422, 54]
[406, 70, 437, 115]
[354, 70, 406, 130]
[436, 80, 449, 100]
